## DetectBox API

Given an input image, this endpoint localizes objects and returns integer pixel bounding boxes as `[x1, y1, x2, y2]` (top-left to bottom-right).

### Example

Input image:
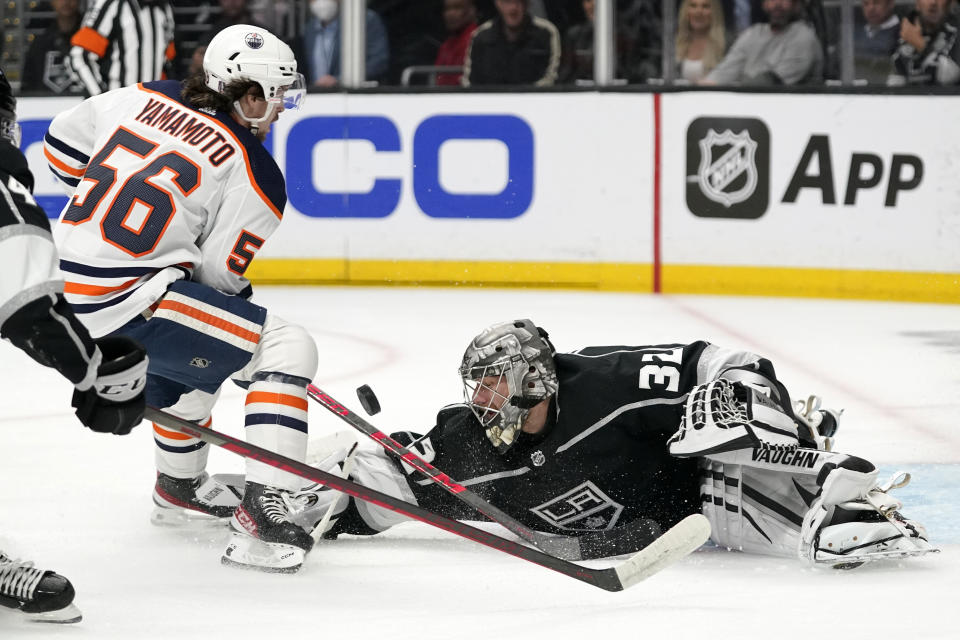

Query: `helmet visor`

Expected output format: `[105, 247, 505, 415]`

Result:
[278, 73, 306, 111]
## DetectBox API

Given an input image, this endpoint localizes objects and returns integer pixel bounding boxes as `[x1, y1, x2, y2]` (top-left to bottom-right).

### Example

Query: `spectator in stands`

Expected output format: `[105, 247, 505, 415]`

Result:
[725, 0, 764, 37]
[675, 0, 727, 82]
[888, 0, 960, 85]
[68, 0, 175, 95]
[182, 0, 264, 78]
[558, 0, 640, 83]
[848, 0, 901, 83]
[295, 0, 390, 87]
[202, 0, 260, 40]
[701, 0, 823, 85]
[370, 0, 446, 85]
[249, 0, 295, 36]
[21, 0, 83, 94]
[618, 0, 665, 82]
[463, 0, 561, 86]
[435, 0, 478, 85]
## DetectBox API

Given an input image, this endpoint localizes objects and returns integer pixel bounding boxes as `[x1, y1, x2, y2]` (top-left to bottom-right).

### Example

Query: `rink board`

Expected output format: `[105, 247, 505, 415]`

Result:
[17, 92, 960, 302]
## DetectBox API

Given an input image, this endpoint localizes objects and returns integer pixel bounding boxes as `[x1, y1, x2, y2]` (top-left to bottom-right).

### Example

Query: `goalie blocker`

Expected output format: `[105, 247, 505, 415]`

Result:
[669, 378, 936, 566]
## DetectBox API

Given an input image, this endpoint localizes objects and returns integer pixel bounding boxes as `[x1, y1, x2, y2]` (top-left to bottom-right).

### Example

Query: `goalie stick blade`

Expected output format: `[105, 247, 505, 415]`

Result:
[613, 514, 711, 590]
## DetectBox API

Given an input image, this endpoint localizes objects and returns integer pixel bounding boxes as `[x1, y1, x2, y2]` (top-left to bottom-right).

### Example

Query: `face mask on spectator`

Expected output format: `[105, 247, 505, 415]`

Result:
[311, 0, 339, 23]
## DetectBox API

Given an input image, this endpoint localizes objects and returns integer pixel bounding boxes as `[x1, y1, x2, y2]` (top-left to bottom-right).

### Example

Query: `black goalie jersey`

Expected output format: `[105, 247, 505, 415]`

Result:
[333, 341, 780, 539]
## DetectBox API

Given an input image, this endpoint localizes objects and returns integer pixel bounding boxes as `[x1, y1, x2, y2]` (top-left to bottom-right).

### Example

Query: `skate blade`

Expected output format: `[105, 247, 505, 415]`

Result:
[23, 603, 83, 624]
[818, 546, 940, 569]
[150, 506, 230, 529]
[220, 533, 305, 573]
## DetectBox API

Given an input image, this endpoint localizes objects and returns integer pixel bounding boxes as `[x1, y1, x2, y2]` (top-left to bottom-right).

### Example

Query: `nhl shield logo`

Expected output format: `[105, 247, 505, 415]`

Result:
[698, 129, 758, 208]
[245, 32, 264, 49]
[686, 117, 770, 219]
[531, 450, 546, 467]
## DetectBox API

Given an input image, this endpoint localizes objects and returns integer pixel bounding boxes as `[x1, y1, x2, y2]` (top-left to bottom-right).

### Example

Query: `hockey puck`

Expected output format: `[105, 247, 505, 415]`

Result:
[356, 384, 381, 416]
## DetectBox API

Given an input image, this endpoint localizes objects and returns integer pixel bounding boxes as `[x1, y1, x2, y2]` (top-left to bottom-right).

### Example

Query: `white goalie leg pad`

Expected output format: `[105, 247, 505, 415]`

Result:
[700, 459, 806, 557]
[670, 378, 800, 458]
[702, 449, 868, 559]
[289, 446, 418, 534]
[287, 444, 357, 535]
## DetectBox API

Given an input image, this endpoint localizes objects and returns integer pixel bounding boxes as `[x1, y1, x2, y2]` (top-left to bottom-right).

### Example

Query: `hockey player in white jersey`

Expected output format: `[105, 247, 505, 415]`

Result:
[0, 67, 147, 623]
[293, 320, 935, 569]
[46, 25, 318, 572]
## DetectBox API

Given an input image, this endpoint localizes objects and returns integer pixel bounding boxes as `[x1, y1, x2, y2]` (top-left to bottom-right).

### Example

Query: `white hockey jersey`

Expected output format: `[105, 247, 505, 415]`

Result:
[46, 80, 286, 337]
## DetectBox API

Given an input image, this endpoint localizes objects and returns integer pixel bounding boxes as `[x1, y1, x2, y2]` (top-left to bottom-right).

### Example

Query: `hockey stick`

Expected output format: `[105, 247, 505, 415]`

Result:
[308, 442, 359, 545]
[144, 406, 710, 592]
[306, 383, 663, 561]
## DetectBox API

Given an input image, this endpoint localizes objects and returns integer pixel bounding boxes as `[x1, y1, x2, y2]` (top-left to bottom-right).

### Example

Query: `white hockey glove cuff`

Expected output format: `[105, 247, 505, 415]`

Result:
[669, 379, 800, 459]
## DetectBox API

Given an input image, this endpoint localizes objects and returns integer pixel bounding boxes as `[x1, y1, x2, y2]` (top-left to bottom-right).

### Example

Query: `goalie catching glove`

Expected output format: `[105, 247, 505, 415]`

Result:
[72, 336, 147, 435]
[669, 378, 800, 458]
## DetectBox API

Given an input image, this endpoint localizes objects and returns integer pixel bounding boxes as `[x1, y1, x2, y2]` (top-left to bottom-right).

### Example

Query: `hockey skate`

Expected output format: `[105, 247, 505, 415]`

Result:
[151, 472, 243, 527]
[794, 395, 841, 451]
[221, 482, 315, 573]
[808, 472, 938, 568]
[0, 552, 82, 624]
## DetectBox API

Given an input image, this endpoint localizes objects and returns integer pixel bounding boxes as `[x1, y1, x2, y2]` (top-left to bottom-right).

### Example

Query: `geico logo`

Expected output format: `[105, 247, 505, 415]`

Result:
[284, 114, 535, 219]
[19, 114, 536, 220]
[782, 135, 923, 207]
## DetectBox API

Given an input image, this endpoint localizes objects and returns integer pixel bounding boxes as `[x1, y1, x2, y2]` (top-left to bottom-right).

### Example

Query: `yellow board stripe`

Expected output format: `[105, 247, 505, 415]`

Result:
[245, 259, 960, 304]
[663, 265, 960, 303]
[245, 259, 653, 290]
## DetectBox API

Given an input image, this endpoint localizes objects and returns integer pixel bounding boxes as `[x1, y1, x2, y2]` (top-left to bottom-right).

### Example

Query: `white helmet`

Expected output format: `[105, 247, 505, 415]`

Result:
[203, 24, 305, 129]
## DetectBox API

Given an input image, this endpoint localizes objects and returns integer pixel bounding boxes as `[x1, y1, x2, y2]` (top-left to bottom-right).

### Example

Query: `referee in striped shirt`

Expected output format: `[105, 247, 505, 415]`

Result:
[69, 0, 176, 96]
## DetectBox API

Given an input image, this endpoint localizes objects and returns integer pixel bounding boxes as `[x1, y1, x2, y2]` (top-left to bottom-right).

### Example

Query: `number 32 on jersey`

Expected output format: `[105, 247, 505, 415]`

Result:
[638, 348, 682, 393]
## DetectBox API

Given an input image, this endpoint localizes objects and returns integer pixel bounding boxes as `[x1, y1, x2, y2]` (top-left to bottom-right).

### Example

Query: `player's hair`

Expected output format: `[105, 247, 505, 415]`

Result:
[181, 72, 264, 112]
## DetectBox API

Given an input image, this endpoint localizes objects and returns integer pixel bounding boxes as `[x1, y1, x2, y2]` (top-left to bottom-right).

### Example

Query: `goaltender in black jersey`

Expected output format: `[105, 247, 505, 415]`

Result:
[0, 67, 147, 624]
[291, 319, 936, 568]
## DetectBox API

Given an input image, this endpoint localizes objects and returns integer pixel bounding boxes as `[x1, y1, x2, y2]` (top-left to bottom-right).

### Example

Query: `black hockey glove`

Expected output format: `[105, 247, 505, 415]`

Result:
[71, 336, 148, 435]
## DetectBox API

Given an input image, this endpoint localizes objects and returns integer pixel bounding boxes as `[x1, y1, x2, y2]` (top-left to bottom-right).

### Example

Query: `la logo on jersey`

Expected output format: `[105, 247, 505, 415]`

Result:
[245, 32, 264, 49]
[686, 116, 770, 219]
[531, 481, 623, 532]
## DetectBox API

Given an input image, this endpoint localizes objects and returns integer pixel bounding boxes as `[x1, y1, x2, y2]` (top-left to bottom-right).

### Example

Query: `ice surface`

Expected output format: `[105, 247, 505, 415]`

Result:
[1, 288, 956, 639]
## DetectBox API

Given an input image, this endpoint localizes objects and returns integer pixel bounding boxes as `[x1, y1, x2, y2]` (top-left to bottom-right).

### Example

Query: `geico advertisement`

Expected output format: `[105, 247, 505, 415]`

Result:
[660, 93, 959, 272]
[19, 93, 654, 263]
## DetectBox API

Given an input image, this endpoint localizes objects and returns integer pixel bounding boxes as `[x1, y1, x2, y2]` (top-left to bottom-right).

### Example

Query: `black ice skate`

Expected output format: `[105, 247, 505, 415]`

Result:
[221, 482, 315, 573]
[0, 552, 82, 624]
[152, 472, 244, 527]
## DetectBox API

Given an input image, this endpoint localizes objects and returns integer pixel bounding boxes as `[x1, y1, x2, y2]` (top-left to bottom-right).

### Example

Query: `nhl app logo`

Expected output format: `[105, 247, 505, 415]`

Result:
[686, 117, 769, 219]
[244, 32, 264, 49]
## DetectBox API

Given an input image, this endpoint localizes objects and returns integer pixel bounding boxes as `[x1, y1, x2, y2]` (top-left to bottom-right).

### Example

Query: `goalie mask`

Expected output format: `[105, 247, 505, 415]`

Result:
[459, 319, 559, 454]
